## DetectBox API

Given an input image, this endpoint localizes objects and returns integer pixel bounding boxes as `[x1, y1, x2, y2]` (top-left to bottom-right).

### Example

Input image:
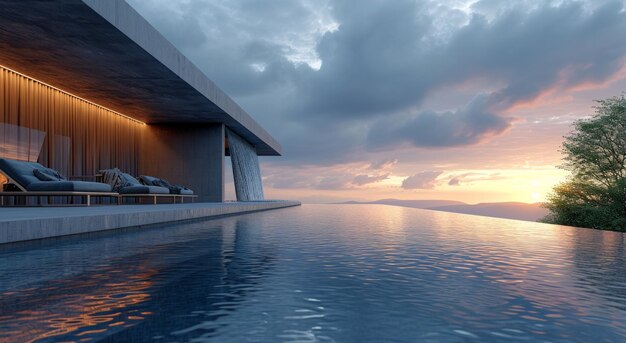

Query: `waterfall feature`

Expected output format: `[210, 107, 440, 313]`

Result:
[226, 129, 265, 201]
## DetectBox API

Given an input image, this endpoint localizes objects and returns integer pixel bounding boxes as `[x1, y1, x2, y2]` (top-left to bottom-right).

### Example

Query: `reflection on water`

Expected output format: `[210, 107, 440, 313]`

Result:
[2, 265, 154, 342]
[1, 204, 625, 342]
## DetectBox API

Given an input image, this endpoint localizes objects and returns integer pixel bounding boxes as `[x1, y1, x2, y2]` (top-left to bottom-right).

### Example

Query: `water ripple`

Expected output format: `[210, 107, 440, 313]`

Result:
[0, 204, 625, 342]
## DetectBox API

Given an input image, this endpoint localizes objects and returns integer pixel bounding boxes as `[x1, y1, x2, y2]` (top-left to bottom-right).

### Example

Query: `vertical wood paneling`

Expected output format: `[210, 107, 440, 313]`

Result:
[0, 66, 144, 178]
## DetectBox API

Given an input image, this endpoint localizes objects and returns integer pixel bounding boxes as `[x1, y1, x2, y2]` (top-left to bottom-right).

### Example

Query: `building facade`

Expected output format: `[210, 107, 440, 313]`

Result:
[0, 0, 281, 202]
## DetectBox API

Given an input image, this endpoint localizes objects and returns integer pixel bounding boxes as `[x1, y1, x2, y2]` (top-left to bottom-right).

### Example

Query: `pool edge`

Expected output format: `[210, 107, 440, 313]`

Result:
[0, 201, 301, 244]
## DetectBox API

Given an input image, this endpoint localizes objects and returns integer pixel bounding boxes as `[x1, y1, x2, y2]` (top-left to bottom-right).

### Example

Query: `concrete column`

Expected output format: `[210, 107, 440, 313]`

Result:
[226, 129, 264, 201]
[139, 123, 224, 202]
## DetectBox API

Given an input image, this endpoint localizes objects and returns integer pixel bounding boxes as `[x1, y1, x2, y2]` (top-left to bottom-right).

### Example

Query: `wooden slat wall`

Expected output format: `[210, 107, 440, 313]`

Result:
[0, 66, 144, 178]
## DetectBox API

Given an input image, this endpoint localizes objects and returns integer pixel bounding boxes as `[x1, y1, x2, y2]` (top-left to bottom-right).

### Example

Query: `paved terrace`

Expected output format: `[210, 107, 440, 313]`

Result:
[0, 201, 300, 244]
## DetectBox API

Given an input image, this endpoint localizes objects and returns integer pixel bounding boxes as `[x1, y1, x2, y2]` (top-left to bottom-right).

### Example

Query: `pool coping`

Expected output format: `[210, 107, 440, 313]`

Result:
[0, 201, 300, 244]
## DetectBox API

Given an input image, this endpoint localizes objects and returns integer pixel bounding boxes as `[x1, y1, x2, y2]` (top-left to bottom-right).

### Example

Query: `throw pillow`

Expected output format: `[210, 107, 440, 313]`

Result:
[33, 168, 66, 181]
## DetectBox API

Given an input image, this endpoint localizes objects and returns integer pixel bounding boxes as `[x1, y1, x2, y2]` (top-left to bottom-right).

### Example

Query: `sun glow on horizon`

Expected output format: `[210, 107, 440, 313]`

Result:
[262, 165, 568, 204]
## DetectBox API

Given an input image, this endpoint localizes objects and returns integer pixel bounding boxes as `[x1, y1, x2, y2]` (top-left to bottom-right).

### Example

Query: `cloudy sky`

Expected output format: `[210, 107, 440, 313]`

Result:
[128, 0, 626, 203]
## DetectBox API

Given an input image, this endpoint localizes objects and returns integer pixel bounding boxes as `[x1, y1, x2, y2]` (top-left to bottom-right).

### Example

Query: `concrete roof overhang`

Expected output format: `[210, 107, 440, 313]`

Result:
[0, 0, 281, 156]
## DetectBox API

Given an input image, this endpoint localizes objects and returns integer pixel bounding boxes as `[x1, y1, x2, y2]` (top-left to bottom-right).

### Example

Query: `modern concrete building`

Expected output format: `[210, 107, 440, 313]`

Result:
[0, 0, 279, 202]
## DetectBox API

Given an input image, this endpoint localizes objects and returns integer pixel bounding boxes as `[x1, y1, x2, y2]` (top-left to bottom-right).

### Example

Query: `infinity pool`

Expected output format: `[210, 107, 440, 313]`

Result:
[1, 204, 625, 342]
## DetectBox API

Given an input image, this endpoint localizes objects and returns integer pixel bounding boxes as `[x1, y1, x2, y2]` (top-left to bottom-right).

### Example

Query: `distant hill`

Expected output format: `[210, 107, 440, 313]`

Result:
[337, 199, 549, 222]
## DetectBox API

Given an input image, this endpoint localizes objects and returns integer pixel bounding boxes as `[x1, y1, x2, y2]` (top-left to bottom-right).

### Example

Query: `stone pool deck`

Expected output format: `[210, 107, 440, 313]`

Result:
[0, 201, 300, 244]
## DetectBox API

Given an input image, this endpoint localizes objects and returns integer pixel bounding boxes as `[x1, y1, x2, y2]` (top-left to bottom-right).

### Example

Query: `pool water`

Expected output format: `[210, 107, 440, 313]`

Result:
[1, 204, 625, 342]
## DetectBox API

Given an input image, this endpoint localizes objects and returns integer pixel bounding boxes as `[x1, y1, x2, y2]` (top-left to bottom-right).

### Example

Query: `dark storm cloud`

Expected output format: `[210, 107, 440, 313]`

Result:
[301, 0, 626, 120]
[127, 0, 315, 97]
[319, 0, 626, 152]
[299, 0, 434, 118]
[128, 0, 626, 166]
[453, 0, 626, 108]
[366, 95, 514, 148]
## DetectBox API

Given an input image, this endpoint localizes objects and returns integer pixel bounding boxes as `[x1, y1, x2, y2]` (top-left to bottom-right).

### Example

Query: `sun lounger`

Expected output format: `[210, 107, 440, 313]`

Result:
[100, 168, 195, 204]
[0, 158, 116, 206]
[138, 175, 196, 203]
[139, 175, 193, 194]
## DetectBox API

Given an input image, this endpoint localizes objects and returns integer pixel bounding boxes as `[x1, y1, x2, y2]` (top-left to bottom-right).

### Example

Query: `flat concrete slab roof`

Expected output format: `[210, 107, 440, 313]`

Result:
[0, 201, 300, 244]
[0, 0, 281, 155]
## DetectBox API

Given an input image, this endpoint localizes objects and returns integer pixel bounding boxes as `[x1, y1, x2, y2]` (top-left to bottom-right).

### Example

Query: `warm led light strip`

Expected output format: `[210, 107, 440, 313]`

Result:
[1, 64, 146, 125]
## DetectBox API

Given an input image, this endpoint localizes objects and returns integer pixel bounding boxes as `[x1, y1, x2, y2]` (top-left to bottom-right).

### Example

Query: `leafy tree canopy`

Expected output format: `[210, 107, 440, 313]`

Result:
[543, 95, 626, 231]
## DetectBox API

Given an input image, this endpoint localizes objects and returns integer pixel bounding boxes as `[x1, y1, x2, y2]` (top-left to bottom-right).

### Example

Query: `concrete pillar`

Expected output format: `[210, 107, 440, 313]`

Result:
[226, 129, 264, 201]
[139, 123, 224, 202]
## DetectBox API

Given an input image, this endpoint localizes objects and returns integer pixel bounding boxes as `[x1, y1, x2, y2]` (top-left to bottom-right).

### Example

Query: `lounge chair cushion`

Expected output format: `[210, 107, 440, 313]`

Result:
[0, 158, 46, 187]
[118, 185, 170, 194]
[138, 175, 159, 185]
[33, 168, 67, 181]
[100, 168, 143, 192]
[26, 181, 112, 192]
[138, 175, 194, 195]
[1, 158, 111, 193]
[120, 172, 142, 186]
[178, 188, 194, 195]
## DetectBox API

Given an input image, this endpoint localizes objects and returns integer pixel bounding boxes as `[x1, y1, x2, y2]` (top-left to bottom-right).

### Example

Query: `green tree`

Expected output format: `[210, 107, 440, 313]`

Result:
[543, 95, 626, 231]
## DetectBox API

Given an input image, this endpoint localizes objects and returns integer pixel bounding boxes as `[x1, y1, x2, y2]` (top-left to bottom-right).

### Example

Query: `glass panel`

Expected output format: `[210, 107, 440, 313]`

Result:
[0, 123, 46, 162]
